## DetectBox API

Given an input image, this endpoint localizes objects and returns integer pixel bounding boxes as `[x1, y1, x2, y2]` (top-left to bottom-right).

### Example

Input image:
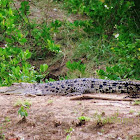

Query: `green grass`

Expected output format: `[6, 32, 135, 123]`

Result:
[133, 100, 140, 105]
[14, 99, 32, 107]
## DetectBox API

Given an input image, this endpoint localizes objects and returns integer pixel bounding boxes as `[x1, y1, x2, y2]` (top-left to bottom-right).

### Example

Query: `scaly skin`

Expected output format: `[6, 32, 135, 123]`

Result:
[0, 78, 139, 97]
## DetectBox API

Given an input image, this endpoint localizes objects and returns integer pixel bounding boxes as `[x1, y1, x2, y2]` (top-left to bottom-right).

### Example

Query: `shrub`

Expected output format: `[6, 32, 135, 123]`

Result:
[66, 60, 86, 78]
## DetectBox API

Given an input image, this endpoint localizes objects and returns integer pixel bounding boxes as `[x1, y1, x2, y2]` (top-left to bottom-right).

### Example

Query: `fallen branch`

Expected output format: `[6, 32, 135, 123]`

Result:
[70, 95, 137, 101]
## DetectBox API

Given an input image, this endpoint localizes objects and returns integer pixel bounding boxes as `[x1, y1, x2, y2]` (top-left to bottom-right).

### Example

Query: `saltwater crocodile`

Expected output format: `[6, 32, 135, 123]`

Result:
[0, 78, 140, 98]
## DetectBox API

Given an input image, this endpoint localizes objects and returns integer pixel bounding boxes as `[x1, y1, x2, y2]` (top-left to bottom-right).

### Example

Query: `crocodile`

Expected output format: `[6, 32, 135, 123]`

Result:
[0, 78, 140, 98]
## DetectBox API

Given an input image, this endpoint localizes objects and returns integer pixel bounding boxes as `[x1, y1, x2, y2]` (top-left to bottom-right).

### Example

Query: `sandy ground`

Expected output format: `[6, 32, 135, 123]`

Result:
[0, 93, 140, 140]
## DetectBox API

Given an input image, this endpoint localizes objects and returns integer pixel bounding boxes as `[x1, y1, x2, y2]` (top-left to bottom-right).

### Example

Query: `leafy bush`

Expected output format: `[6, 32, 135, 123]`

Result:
[66, 60, 86, 74]
[57, 0, 140, 80]
[0, 0, 63, 86]
[66, 60, 86, 78]
[97, 38, 140, 80]
[0, 46, 49, 86]
[0, 0, 61, 59]
[0, 0, 28, 45]
[1, 0, 139, 82]
[59, 0, 136, 36]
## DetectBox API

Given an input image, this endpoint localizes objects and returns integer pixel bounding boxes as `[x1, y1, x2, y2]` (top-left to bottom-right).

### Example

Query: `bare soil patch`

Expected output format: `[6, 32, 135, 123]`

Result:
[0, 93, 140, 140]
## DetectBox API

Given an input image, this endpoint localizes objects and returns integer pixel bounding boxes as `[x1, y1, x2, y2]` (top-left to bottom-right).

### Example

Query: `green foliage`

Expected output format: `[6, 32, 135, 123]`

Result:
[45, 78, 55, 83]
[19, 1, 30, 16]
[113, 38, 140, 80]
[0, 47, 38, 86]
[29, 22, 61, 59]
[65, 127, 74, 140]
[4, 117, 11, 122]
[78, 116, 90, 121]
[47, 39, 60, 53]
[73, 39, 112, 63]
[0, 1, 58, 86]
[47, 99, 53, 104]
[133, 100, 140, 105]
[129, 110, 135, 114]
[15, 100, 31, 121]
[18, 105, 29, 118]
[0, 116, 11, 140]
[17, 99, 31, 119]
[64, 127, 73, 133]
[1, 0, 139, 81]
[66, 60, 86, 74]
[97, 38, 140, 80]
[0, 0, 27, 45]
[40, 64, 48, 73]
[14, 99, 32, 107]
[1, 0, 61, 60]
[57, 0, 140, 80]
[0, 46, 49, 86]
[0, 130, 5, 140]
[66, 60, 86, 78]
[59, 0, 137, 36]
[97, 67, 122, 80]
[66, 134, 71, 140]
[132, 136, 140, 140]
